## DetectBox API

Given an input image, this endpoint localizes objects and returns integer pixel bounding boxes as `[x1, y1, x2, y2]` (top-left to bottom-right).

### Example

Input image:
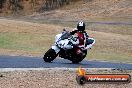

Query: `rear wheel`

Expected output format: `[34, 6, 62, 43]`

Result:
[71, 56, 83, 64]
[71, 50, 87, 64]
[43, 48, 57, 62]
[82, 50, 87, 59]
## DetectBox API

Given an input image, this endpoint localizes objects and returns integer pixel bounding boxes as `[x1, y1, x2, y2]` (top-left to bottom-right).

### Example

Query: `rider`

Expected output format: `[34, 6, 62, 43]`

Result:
[70, 21, 95, 55]
[70, 21, 88, 54]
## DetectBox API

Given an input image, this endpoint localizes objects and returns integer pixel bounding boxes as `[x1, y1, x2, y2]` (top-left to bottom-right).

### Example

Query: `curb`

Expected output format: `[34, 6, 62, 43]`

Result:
[0, 68, 114, 72]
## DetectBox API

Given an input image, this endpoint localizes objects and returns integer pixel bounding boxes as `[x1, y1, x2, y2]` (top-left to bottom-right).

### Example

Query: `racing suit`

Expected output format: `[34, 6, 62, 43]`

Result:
[70, 29, 88, 54]
[70, 29, 95, 54]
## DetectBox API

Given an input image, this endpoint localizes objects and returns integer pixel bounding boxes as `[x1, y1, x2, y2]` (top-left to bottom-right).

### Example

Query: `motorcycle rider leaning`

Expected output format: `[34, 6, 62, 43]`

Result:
[70, 21, 95, 55]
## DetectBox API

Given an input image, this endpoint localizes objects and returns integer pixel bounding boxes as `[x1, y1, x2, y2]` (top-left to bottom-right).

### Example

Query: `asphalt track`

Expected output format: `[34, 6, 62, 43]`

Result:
[0, 55, 132, 70]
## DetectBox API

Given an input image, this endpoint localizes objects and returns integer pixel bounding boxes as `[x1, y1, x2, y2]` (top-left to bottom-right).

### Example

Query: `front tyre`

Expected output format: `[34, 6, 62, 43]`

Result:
[43, 48, 57, 63]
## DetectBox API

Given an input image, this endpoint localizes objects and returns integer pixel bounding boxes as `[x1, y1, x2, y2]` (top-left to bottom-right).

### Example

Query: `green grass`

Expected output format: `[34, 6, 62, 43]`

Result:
[0, 32, 54, 52]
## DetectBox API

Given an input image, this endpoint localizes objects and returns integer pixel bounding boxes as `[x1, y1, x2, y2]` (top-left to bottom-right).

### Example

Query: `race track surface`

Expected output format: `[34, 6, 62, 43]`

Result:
[0, 55, 132, 70]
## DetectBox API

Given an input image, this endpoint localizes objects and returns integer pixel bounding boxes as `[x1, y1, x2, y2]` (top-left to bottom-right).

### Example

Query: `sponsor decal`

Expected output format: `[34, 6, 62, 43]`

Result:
[76, 67, 131, 85]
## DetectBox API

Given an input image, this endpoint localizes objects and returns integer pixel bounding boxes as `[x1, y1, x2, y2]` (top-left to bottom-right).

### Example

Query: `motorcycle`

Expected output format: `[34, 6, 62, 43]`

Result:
[43, 29, 95, 63]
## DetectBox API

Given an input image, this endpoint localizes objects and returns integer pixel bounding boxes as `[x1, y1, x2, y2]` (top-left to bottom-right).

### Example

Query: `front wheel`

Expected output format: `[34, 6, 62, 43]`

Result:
[43, 48, 57, 63]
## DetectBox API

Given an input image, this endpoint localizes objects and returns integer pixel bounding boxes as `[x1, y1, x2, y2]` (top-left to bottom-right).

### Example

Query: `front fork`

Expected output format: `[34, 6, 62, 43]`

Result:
[51, 45, 60, 54]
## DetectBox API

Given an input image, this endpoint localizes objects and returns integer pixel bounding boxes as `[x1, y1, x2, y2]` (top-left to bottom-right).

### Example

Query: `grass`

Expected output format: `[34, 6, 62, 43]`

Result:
[0, 19, 131, 63]
[88, 17, 132, 23]
[87, 50, 132, 63]
[20, 16, 132, 35]
[0, 33, 36, 51]
[88, 23, 132, 35]
[0, 32, 55, 53]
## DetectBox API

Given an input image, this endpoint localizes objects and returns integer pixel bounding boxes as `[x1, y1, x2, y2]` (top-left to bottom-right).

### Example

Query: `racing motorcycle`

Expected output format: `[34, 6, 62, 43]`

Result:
[43, 29, 95, 63]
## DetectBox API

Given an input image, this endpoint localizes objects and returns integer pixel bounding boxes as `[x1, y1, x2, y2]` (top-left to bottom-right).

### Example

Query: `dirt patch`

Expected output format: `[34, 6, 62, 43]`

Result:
[0, 19, 63, 34]
[29, 0, 132, 21]
[0, 48, 41, 57]
[1, 0, 132, 19]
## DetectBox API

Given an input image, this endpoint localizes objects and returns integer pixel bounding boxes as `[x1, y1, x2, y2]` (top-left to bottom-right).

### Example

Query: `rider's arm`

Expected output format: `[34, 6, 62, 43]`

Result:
[84, 31, 89, 39]
[70, 29, 78, 35]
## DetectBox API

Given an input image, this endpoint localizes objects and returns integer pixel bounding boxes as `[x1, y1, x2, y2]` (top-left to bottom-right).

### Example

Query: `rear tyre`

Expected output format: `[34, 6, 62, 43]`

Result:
[71, 50, 87, 64]
[82, 50, 87, 59]
[71, 57, 83, 64]
[43, 48, 57, 63]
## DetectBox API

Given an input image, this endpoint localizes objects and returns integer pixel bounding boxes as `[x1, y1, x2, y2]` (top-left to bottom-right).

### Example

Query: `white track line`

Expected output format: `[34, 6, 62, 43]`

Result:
[0, 68, 114, 72]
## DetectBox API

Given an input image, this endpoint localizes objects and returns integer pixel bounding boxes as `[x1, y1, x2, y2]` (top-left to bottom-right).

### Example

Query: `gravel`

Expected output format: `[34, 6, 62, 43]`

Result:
[0, 69, 131, 88]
